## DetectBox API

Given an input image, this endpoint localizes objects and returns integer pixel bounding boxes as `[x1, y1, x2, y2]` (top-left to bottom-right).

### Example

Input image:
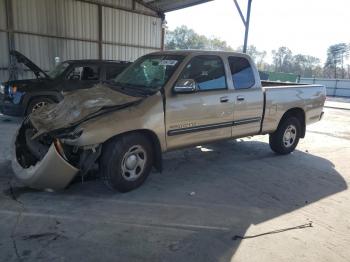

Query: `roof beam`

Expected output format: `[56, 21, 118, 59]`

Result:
[143, 0, 212, 12]
[233, 0, 253, 53]
[233, 0, 246, 26]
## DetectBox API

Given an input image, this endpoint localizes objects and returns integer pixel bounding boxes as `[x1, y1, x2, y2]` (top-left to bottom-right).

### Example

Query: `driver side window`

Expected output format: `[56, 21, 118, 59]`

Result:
[179, 55, 227, 91]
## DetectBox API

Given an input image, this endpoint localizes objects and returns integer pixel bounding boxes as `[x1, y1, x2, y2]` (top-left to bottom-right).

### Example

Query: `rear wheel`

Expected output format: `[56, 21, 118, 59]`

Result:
[269, 117, 301, 154]
[27, 97, 54, 115]
[100, 133, 153, 192]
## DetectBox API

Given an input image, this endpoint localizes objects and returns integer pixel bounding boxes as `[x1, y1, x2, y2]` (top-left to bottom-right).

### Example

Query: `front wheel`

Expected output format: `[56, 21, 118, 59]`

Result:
[100, 133, 153, 192]
[269, 117, 301, 154]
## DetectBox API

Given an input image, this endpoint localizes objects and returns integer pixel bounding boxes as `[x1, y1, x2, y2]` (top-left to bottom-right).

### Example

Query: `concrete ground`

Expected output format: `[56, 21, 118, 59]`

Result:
[0, 104, 349, 261]
[326, 96, 350, 110]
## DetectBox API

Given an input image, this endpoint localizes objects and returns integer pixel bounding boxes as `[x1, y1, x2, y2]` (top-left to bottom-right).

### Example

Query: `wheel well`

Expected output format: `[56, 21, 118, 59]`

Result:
[137, 130, 163, 172]
[279, 108, 306, 138]
[104, 130, 163, 172]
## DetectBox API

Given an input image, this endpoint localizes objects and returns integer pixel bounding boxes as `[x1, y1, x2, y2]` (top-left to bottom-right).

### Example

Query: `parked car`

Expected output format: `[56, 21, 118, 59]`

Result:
[12, 50, 326, 192]
[0, 50, 131, 116]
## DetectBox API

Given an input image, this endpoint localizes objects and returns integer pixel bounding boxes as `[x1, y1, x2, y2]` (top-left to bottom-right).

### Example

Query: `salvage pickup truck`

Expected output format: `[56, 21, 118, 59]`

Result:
[12, 51, 326, 192]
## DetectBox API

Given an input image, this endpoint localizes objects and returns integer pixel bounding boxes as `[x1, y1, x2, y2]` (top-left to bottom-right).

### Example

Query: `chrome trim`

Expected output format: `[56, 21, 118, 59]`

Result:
[167, 121, 233, 136]
[167, 117, 261, 136]
[233, 117, 261, 126]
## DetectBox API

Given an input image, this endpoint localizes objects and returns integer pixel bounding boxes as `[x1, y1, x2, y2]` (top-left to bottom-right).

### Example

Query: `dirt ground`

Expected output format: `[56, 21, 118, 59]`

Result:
[0, 104, 349, 262]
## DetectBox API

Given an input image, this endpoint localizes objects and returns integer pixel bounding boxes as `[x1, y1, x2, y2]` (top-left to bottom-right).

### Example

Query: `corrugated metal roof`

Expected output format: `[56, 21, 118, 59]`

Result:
[0, 32, 9, 67]
[142, 0, 212, 12]
[14, 33, 99, 71]
[103, 7, 162, 49]
[103, 44, 156, 61]
[12, 0, 99, 41]
[0, 0, 6, 30]
[97, 0, 132, 9]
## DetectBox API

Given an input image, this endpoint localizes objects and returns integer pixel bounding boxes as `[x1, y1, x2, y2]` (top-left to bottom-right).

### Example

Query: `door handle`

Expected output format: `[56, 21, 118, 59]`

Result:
[220, 96, 229, 103]
[237, 96, 245, 101]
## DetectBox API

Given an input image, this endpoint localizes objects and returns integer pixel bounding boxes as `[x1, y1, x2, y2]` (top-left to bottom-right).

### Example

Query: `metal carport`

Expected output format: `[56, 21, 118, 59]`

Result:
[0, 0, 211, 81]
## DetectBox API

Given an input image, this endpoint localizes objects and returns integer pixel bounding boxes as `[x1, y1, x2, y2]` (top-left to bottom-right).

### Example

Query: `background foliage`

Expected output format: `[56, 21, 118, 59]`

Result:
[165, 26, 350, 79]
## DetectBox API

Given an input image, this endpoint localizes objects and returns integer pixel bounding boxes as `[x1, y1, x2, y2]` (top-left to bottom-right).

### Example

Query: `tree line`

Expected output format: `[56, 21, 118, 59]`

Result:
[165, 26, 350, 79]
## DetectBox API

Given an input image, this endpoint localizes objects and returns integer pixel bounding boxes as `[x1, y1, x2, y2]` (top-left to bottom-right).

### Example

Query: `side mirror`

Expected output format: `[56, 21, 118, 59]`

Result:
[173, 79, 197, 93]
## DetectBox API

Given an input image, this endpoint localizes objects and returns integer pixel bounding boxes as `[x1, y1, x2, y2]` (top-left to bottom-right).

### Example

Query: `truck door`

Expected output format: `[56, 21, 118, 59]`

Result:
[228, 56, 264, 137]
[166, 55, 235, 150]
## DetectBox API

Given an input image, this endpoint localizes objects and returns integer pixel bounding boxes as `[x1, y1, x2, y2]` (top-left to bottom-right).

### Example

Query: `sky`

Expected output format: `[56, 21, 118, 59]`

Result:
[165, 0, 350, 64]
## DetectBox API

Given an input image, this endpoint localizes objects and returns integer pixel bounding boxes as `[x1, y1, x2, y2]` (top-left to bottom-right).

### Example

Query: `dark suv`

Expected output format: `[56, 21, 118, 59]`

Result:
[0, 51, 131, 116]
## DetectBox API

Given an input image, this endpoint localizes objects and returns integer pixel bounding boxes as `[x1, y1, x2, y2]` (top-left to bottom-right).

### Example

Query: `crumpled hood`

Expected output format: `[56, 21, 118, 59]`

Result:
[29, 84, 142, 136]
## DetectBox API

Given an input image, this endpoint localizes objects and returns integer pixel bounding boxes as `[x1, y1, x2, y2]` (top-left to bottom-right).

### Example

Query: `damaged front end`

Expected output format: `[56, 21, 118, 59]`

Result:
[12, 119, 101, 190]
[11, 84, 142, 190]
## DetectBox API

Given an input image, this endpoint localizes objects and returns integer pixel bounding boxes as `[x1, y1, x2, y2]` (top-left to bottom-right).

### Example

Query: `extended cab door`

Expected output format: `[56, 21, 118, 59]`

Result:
[165, 55, 235, 150]
[228, 56, 264, 137]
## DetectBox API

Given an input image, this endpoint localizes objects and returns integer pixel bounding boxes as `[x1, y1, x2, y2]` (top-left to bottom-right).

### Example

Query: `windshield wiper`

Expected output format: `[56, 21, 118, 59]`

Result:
[104, 82, 152, 97]
[118, 82, 147, 89]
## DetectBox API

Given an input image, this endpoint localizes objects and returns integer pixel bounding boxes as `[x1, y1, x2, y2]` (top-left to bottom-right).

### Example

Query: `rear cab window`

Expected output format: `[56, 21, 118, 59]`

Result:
[228, 56, 255, 89]
[179, 55, 227, 91]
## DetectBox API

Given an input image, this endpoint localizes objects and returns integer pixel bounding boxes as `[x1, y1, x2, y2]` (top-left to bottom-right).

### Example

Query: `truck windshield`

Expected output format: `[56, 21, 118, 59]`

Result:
[47, 62, 70, 79]
[112, 55, 184, 91]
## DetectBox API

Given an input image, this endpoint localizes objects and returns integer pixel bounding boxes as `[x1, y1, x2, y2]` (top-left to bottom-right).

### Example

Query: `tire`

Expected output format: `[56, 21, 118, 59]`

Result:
[26, 97, 54, 115]
[100, 133, 153, 192]
[269, 116, 301, 155]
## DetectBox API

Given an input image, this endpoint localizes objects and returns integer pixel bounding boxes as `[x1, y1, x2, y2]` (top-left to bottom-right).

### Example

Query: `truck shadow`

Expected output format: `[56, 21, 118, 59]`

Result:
[1, 139, 347, 261]
[63, 139, 348, 261]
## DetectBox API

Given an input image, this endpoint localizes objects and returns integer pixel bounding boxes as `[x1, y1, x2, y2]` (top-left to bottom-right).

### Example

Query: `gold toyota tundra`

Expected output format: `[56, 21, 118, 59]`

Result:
[12, 51, 326, 192]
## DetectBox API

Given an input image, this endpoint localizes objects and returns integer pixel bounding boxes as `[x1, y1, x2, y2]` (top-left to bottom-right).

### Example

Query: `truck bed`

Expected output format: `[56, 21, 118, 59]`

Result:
[261, 82, 326, 135]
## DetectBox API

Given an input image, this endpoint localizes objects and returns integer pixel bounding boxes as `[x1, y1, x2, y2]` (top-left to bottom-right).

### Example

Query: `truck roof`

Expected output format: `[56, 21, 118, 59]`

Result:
[148, 50, 251, 58]
[63, 59, 131, 65]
